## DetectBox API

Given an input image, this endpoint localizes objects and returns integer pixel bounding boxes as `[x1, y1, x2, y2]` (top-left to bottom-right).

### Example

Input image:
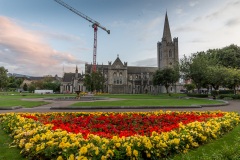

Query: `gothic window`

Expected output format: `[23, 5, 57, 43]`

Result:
[119, 72, 122, 77]
[113, 72, 116, 77]
[114, 80, 116, 84]
[120, 79, 122, 84]
[136, 75, 138, 79]
[117, 80, 119, 84]
[169, 49, 172, 58]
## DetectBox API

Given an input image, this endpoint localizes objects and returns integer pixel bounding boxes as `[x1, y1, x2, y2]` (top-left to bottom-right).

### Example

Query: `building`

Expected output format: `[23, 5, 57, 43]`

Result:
[60, 66, 85, 94]
[85, 56, 158, 94]
[61, 12, 182, 94]
[157, 12, 179, 69]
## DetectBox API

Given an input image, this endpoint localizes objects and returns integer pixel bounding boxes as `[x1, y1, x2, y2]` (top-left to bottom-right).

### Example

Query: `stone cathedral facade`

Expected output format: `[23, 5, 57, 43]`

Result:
[61, 12, 182, 94]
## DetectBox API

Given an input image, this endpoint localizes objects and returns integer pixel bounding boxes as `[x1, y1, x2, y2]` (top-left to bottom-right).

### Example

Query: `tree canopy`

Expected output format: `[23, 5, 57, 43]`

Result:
[153, 66, 180, 93]
[180, 44, 240, 93]
[0, 66, 8, 91]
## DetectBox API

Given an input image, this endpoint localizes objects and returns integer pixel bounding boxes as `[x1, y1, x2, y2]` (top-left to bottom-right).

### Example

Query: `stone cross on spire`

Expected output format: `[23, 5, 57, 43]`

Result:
[162, 12, 172, 43]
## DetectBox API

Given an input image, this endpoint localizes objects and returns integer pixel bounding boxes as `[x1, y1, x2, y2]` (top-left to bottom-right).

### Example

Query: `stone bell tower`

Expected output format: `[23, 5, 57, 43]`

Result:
[157, 12, 179, 69]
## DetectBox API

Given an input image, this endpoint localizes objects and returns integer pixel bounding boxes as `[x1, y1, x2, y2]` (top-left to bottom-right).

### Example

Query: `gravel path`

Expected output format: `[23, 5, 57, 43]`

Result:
[0, 99, 239, 114]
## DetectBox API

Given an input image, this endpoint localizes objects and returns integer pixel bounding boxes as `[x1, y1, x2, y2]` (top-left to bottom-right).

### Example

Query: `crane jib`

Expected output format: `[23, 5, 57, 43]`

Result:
[54, 0, 110, 72]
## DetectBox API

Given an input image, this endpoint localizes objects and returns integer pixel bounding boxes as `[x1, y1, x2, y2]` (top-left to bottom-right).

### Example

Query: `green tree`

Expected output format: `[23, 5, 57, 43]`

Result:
[184, 83, 195, 93]
[224, 68, 240, 94]
[84, 71, 105, 92]
[205, 66, 229, 90]
[28, 84, 36, 93]
[153, 67, 180, 94]
[7, 76, 24, 90]
[23, 83, 28, 91]
[180, 52, 214, 93]
[0, 66, 9, 91]
[214, 44, 240, 69]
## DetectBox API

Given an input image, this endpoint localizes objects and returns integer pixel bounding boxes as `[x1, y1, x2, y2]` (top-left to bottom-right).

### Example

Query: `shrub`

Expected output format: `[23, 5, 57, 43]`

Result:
[219, 90, 234, 94]
[187, 93, 208, 98]
[218, 94, 240, 99]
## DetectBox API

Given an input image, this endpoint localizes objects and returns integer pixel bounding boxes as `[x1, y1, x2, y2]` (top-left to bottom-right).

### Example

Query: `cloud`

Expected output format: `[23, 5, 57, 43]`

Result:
[225, 18, 240, 27]
[189, 1, 199, 7]
[0, 16, 85, 76]
[175, 8, 183, 15]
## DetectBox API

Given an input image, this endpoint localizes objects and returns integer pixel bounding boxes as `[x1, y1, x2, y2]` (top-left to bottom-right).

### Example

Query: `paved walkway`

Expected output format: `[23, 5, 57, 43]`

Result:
[0, 98, 239, 113]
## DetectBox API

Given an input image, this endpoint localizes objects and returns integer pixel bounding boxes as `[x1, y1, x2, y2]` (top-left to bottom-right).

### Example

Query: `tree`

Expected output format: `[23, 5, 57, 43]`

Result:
[84, 71, 105, 92]
[224, 68, 240, 94]
[23, 83, 28, 91]
[205, 66, 229, 90]
[184, 83, 195, 93]
[214, 44, 240, 69]
[153, 67, 180, 93]
[0, 66, 8, 91]
[180, 52, 214, 93]
[7, 76, 24, 90]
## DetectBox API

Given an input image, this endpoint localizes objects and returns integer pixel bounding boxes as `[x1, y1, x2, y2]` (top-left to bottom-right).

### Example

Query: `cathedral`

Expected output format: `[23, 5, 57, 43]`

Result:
[60, 12, 181, 94]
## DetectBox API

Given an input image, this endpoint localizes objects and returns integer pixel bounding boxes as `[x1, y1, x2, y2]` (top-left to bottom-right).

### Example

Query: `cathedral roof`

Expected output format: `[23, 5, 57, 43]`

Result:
[127, 66, 158, 74]
[62, 73, 82, 82]
[162, 12, 172, 43]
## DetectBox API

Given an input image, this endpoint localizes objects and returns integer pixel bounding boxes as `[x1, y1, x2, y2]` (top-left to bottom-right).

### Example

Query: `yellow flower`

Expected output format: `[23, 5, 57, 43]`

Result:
[115, 142, 121, 148]
[133, 149, 138, 157]
[57, 156, 64, 160]
[68, 154, 75, 160]
[25, 142, 33, 151]
[79, 146, 88, 155]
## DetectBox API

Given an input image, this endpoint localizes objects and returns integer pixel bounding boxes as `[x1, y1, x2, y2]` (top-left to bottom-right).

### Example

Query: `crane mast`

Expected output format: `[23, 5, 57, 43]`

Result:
[54, 0, 110, 72]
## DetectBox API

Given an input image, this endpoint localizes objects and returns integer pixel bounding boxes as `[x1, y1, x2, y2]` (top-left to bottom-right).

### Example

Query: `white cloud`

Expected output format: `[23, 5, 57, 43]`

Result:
[0, 16, 85, 76]
[189, 1, 199, 7]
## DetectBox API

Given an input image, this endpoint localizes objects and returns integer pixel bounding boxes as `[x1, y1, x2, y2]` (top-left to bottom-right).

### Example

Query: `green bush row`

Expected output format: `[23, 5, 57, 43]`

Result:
[187, 93, 209, 98]
[211, 90, 234, 96]
[218, 94, 240, 99]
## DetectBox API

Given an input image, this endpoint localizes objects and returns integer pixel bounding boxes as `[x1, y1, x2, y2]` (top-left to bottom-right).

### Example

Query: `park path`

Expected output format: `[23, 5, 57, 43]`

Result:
[0, 98, 239, 113]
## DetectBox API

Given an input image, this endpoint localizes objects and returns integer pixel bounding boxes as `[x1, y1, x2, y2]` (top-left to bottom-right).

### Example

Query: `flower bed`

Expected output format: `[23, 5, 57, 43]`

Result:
[0, 111, 239, 160]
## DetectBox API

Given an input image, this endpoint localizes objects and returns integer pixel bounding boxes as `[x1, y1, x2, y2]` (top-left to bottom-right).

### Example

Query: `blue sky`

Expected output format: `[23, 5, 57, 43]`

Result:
[0, 0, 240, 76]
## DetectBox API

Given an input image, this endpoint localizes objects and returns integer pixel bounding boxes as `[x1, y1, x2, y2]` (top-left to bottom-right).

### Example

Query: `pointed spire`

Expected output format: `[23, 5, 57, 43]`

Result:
[75, 65, 78, 73]
[162, 12, 172, 43]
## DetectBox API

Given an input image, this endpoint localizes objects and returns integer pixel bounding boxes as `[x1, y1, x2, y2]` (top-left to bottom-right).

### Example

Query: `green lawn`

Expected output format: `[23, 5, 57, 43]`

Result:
[72, 97, 224, 107]
[96, 93, 187, 99]
[0, 99, 49, 108]
[0, 92, 74, 108]
[172, 124, 240, 160]
[0, 125, 26, 160]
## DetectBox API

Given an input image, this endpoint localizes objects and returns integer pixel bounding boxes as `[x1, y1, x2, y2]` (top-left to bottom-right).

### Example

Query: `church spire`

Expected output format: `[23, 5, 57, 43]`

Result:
[75, 65, 78, 78]
[162, 12, 172, 43]
[75, 65, 78, 73]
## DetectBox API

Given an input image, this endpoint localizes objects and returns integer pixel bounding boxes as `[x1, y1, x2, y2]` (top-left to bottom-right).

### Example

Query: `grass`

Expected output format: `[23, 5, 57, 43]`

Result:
[0, 125, 26, 160]
[0, 92, 74, 108]
[0, 93, 224, 108]
[172, 124, 240, 160]
[0, 99, 49, 108]
[96, 93, 187, 99]
[71, 94, 224, 107]
[71, 99, 224, 107]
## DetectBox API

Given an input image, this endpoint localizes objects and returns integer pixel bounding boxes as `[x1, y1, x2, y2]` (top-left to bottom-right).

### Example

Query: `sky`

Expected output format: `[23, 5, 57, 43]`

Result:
[0, 0, 240, 77]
